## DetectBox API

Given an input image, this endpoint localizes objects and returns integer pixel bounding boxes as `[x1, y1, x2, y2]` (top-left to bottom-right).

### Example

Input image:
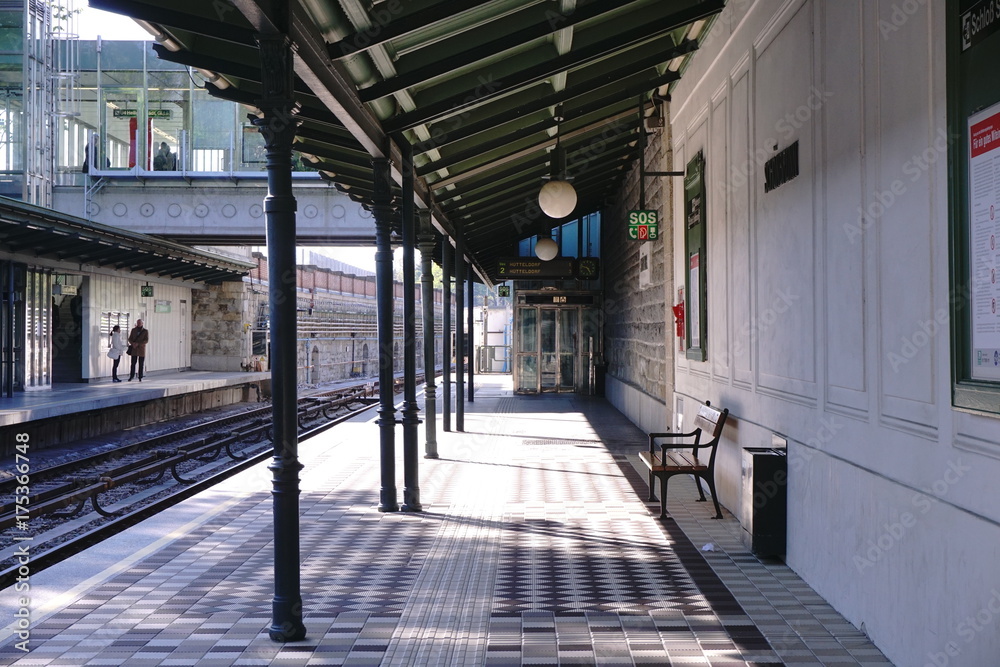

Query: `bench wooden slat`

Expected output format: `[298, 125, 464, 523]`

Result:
[663, 451, 706, 470]
[639, 450, 708, 472]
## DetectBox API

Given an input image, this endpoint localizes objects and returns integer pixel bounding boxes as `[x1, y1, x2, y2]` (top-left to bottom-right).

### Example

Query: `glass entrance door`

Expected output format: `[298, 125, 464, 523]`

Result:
[515, 306, 579, 394]
[539, 309, 557, 391]
[516, 307, 537, 393]
[558, 308, 577, 391]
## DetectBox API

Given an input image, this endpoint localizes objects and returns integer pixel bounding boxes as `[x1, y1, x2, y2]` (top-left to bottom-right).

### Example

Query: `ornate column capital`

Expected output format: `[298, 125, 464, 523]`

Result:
[252, 33, 301, 151]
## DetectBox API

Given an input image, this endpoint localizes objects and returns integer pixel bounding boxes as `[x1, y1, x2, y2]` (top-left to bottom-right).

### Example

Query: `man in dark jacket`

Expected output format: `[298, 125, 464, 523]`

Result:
[128, 319, 149, 381]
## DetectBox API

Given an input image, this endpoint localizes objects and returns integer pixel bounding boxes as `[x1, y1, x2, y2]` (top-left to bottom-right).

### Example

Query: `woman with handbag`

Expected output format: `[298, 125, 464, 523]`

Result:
[107, 325, 128, 382]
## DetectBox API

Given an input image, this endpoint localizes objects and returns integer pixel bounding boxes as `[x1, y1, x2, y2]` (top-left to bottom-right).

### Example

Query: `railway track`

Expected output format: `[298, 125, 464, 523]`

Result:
[0, 376, 418, 590]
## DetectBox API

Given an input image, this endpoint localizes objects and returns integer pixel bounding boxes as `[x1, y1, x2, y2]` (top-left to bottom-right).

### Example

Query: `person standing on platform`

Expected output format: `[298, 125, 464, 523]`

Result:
[82, 135, 109, 174]
[128, 319, 149, 382]
[107, 325, 127, 382]
[153, 142, 176, 171]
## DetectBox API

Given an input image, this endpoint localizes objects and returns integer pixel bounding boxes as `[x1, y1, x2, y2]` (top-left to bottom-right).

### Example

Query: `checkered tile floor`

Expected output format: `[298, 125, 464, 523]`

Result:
[0, 377, 892, 666]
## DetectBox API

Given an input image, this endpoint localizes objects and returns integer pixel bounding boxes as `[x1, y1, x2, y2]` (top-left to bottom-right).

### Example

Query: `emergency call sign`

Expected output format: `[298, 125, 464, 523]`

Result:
[628, 209, 659, 240]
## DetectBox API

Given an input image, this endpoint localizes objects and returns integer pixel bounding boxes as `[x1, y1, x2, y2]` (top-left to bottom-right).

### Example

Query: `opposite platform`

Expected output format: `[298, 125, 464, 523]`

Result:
[0, 376, 891, 665]
[0, 370, 269, 427]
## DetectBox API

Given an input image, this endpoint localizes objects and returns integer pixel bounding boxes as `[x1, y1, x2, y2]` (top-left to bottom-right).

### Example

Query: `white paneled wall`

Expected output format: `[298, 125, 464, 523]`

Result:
[85, 274, 193, 379]
[668, 1, 1000, 665]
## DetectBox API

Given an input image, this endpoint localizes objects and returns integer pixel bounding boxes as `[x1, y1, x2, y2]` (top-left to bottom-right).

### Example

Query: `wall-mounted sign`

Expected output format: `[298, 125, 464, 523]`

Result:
[140, 285, 154, 297]
[53, 284, 77, 296]
[522, 294, 596, 305]
[628, 209, 659, 240]
[154, 299, 171, 313]
[962, 0, 1000, 52]
[113, 108, 172, 118]
[497, 258, 600, 280]
[764, 141, 800, 193]
[498, 258, 575, 278]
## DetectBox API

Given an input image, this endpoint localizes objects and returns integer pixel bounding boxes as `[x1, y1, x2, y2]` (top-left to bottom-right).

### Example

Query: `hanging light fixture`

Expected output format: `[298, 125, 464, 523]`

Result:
[538, 107, 577, 219]
[534, 236, 559, 261]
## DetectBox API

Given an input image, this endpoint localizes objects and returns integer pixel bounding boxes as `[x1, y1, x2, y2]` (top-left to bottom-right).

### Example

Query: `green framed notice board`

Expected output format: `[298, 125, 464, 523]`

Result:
[684, 151, 707, 362]
[949, 0, 1000, 413]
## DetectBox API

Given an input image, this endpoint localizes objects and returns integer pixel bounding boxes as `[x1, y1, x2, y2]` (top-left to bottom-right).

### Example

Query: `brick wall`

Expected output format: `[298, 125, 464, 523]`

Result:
[601, 119, 673, 410]
[191, 280, 261, 371]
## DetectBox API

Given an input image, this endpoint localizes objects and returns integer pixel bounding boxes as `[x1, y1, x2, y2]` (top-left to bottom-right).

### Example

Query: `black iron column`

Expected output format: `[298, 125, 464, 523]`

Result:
[400, 142, 421, 511]
[442, 241, 452, 432]
[455, 230, 465, 432]
[418, 210, 439, 459]
[372, 155, 398, 513]
[468, 263, 475, 403]
[253, 31, 305, 643]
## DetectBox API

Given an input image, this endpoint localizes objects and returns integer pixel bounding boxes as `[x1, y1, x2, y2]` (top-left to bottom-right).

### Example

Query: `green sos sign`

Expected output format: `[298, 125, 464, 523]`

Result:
[628, 209, 659, 240]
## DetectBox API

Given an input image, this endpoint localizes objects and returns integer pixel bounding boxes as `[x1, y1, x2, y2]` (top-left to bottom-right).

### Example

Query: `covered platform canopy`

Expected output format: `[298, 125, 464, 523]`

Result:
[0, 196, 254, 284]
[86, 0, 727, 642]
[90, 0, 722, 283]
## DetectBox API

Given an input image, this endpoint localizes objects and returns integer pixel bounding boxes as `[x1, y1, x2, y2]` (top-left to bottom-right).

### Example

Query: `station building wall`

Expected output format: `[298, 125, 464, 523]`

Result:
[666, 1, 1000, 664]
[84, 274, 193, 380]
[248, 257, 447, 386]
[602, 124, 673, 434]
[190, 280, 262, 373]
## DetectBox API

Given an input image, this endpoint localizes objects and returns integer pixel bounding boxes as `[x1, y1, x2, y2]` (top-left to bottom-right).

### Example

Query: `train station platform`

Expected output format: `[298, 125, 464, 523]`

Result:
[0, 370, 270, 427]
[0, 370, 273, 455]
[0, 376, 892, 666]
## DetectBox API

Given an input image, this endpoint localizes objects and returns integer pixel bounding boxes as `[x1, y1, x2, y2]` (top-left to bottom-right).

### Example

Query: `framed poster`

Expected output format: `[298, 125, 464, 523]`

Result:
[689, 253, 701, 349]
[968, 101, 1000, 381]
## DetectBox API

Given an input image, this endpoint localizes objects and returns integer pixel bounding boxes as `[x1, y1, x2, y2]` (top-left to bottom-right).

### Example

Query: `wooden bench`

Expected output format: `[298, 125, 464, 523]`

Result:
[639, 401, 729, 519]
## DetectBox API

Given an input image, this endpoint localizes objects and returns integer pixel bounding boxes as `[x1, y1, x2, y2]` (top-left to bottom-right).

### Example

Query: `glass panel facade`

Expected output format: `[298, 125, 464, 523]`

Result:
[518, 307, 536, 353]
[558, 308, 577, 390]
[517, 212, 601, 259]
[0, 260, 24, 395]
[0, 6, 23, 199]
[23, 267, 51, 390]
[540, 309, 556, 354]
[560, 219, 578, 258]
[53, 40, 319, 182]
[147, 68, 186, 171]
[516, 354, 537, 393]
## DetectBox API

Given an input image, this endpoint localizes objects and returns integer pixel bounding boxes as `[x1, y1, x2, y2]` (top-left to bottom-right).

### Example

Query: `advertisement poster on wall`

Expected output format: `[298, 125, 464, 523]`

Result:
[969, 100, 1000, 381]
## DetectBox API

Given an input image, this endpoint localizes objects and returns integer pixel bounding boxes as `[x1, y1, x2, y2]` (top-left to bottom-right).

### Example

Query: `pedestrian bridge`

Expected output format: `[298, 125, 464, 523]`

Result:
[53, 174, 375, 246]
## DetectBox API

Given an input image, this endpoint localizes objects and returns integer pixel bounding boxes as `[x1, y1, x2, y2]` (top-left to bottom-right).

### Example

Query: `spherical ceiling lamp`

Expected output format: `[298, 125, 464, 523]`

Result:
[534, 237, 559, 261]
[538, 179, 577, 219]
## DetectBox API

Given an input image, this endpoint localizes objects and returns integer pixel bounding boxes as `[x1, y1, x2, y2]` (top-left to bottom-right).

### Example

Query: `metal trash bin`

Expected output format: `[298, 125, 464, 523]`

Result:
[740, 447, 787, 557]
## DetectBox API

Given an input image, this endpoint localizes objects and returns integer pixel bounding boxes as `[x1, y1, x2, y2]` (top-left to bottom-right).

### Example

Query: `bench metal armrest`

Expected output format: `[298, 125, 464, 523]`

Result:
[648, 430, 699, 453]
[649, 430, 699, 440]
